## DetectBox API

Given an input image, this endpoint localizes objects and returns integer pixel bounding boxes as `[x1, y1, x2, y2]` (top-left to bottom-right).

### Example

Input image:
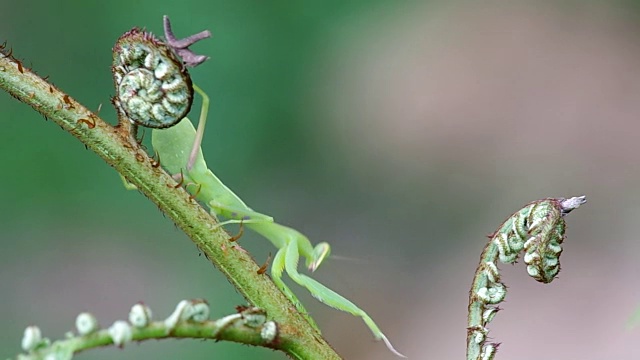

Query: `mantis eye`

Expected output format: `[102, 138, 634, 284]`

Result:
[112, 28, 193, 129]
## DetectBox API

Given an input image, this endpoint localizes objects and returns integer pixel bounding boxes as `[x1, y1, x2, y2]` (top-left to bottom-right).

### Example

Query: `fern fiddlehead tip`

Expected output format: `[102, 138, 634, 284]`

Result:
[467, 196, 586, 360]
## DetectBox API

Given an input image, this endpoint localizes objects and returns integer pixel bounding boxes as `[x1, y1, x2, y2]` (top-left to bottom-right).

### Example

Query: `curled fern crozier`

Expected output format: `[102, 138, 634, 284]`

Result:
[112, 28, 193, 129]
[467, 196, 586, 360]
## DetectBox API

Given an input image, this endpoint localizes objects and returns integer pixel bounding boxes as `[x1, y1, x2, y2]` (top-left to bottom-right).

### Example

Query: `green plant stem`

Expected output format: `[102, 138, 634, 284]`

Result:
[19, 314, 275, 359]
[0, 51, 340, 359]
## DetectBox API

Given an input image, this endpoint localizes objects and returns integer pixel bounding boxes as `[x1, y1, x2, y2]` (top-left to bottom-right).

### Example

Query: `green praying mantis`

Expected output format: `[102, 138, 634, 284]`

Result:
[112, 21, 403, 357]
[147, 85, 405, 357]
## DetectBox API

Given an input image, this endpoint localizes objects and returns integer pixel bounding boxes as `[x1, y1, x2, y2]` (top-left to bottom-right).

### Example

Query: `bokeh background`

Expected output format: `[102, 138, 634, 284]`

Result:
[2, 0, 640, 359]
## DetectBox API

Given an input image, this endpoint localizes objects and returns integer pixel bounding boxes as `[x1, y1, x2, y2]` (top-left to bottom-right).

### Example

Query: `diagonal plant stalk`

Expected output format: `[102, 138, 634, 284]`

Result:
[0, 44, 340, 359]
[467, 196, 586, 360]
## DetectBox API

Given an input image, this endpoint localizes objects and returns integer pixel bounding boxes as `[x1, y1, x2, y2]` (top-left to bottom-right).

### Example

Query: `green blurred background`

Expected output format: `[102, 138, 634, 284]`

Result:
[2, 0, 640, 359]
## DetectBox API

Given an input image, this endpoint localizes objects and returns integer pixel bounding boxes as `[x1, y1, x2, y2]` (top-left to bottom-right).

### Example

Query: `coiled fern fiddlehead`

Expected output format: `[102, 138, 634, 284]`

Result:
[111, 16, 210, 129]
[112, 27, 193, 129]
[467, 196, 586, 360]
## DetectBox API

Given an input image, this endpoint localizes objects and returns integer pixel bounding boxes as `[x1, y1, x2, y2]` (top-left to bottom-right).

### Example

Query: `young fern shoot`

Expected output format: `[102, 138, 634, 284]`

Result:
[151, 86, 406, 358]
[467, 196, 586, 360]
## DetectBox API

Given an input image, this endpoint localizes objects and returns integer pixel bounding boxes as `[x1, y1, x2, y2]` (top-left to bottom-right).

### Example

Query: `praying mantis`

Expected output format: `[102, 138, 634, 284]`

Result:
[149, 85, 406, 358]
[112, 20, 404, 357]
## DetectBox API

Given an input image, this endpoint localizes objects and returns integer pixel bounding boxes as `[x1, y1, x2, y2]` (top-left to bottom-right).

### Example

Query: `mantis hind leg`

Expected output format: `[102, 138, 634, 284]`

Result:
[271, 246, 320, 331]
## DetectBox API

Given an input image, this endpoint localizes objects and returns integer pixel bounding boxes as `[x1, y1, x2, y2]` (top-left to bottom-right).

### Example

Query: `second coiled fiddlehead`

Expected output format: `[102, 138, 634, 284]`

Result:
[467, 196, 586, 360]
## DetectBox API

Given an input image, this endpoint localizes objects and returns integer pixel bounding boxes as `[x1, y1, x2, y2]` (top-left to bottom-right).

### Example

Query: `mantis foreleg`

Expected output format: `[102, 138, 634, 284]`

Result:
[188, 84, 209, 171]
[270, 245, 320, 331]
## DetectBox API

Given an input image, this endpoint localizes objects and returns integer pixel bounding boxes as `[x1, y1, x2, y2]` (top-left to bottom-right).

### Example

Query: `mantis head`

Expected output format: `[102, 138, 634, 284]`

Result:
[308, 242, 331, 272]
